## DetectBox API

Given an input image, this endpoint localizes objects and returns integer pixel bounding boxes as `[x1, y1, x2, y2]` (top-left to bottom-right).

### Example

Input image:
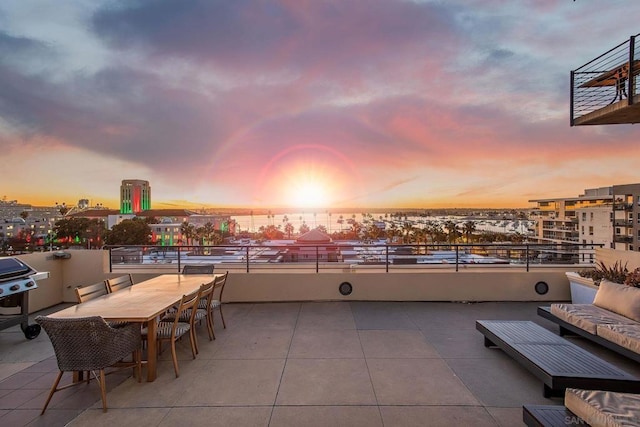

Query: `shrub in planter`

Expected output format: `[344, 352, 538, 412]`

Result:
[624, 267, 640, 288]
[578, 261, 628, 285]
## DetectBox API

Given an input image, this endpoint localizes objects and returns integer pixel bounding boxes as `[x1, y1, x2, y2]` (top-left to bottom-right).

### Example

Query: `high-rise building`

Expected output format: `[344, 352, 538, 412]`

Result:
[120, 180, 151, 214]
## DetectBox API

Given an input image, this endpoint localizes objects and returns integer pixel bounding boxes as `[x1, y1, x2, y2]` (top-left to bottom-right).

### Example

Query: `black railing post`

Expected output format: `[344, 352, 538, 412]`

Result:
[177, 246, 181, 273]
[455, 245, 459, 272]
[316, 245, 319, 273]
[526, 243, 529, 272]
[246, 246, 250, 273]
[570, 70, 575, 126]
[385, 245, 389, 273]
[628, 35, 635, 105]
[108, 247, 113, 272]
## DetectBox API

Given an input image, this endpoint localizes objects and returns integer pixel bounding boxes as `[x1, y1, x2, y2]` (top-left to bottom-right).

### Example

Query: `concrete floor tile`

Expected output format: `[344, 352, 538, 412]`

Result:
[175, 359, 285, 406]
[106, 359, 211, 408]
[359, 330, 440, 358]
[0, 363, 35, 383]
[237, 305, 300, 330]
[276, 359, 376, 405]
[350, 302, 418, 330]
[447, 356, 558, 407]
[214, 329, 293, 359]
[422, 328, 504, 359]
[0, 372, 45, 390]
[159, 407, 271, 427]
[289, 329, 363, 358]
[368, 358, 479, 405]
[270, 406, 383, 427]
[300, 301, 354, 314]
[380, 406, 499, 427]
[68, 408, 170, 427]
[0, 408, 41, 427]
[486, 406, 527, 427]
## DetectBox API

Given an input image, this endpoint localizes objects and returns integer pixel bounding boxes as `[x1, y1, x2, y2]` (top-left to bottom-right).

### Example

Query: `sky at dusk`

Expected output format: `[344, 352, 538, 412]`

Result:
[1, 0, 639, 210]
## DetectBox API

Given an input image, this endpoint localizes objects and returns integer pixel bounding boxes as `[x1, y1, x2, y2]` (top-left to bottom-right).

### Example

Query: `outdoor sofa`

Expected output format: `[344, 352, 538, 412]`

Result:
[538, 279, 640, 363]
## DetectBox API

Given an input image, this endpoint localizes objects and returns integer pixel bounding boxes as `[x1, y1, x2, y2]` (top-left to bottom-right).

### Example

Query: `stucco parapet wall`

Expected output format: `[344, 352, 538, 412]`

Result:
[10, 250, 574, 312]
[223, 270, 570, 303]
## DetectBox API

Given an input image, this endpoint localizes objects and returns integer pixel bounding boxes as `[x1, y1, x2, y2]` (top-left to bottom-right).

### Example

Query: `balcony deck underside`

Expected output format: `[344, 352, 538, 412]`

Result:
[574, 94, 640, 125]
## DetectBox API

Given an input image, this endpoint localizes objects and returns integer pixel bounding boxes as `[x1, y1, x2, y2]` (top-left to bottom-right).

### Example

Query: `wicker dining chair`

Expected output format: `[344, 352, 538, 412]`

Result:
[106, 274, 134, 293]
[35, 316, 142, 414]
[142, 288, 200, 377]
[182, 264, 215, 274]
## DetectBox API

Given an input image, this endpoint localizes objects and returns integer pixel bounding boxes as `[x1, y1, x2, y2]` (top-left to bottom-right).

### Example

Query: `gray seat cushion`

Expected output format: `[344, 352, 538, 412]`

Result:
[596, 323, 640, 355]
[565, 387, 640, 427]
[550, 303, 637, 335]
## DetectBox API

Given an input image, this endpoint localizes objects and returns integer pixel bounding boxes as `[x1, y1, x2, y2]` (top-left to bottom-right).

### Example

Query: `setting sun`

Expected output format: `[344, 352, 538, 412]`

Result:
[291, 179, 329, 208]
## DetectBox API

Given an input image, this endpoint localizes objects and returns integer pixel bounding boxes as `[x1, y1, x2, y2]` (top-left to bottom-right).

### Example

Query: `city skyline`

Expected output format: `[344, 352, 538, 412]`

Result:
[1, 1, 640, 210]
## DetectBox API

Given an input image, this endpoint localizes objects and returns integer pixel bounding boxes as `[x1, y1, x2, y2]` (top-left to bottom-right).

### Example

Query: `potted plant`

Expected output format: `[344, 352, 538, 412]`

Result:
[566, 261, 629, 304]
[624, 267, 640, 288]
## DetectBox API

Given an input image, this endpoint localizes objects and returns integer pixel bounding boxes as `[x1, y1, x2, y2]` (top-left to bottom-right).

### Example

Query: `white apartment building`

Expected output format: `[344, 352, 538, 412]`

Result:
[529, 184, 640, 259]
[612, 183, 640, 252]
[577, 205, 613, 263]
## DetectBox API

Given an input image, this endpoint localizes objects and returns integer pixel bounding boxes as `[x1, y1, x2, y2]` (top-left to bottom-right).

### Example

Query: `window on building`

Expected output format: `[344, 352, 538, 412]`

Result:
[616, 227, 621, 235]
[581, 212, 586, 221]
[590, 212, 594, 220]
[588, 226, 593, 235]
[581, 226, 584, 234]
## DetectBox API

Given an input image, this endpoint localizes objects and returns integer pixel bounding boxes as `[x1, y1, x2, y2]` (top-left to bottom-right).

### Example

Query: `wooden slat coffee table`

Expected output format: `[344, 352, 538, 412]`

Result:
[49, 274, 217, 381]
[476, 320, 640, 397]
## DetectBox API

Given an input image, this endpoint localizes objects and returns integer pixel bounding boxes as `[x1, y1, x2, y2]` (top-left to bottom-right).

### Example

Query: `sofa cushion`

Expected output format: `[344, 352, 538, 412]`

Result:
[550, 303, 637, 335]
[596, 324, 640, 355]
[565, 387, 640, 427]
[594, 280, 640, 322]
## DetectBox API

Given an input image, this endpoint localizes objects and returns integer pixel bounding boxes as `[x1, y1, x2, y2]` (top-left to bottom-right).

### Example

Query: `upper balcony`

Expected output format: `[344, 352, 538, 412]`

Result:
[571, 34, 640, 126]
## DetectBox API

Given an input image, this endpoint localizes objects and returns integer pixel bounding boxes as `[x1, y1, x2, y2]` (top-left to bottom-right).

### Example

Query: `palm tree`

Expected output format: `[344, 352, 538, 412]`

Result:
[180, 222, 196, 246]
[462, 221, 476, 243]
[284, 222, 294, 239]
[202, 222, 216, 245]
[444, 221, 460, 244]
[401, 221, 415, 244]
[299, 222, 310, 235]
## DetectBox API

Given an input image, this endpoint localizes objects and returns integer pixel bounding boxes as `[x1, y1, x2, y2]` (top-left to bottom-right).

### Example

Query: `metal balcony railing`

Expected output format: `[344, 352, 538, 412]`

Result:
[613, 202, 634, 211]
[104, 242, 602, 274]
[571, 34, 640, 126]
[613, 235, 633, 244]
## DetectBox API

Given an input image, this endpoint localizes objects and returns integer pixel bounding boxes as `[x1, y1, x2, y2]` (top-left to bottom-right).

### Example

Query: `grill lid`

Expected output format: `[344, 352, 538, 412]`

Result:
[0, 258, 37, 282]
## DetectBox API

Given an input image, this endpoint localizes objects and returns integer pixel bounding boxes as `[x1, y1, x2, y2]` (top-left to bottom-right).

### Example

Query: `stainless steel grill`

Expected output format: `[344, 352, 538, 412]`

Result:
[0, 257, 48, 339]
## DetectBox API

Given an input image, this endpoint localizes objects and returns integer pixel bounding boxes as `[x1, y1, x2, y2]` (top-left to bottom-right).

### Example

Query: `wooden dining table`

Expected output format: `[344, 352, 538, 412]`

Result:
[49, 274, 217, 381]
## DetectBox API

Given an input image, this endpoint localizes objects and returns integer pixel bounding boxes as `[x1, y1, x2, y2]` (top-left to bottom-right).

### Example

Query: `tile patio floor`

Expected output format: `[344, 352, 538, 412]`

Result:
[2, 301, 640, 427]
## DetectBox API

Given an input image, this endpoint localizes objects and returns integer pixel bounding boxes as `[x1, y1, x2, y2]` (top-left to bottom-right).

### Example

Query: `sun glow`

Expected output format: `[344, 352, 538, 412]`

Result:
[291, 179, 330, 208]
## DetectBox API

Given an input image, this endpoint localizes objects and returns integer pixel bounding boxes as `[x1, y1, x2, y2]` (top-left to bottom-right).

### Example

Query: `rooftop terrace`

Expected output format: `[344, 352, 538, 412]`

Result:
[3, 300, 640, 426]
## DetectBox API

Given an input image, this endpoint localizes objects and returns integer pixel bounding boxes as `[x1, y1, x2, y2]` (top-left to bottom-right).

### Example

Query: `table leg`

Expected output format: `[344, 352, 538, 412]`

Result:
[146, 317, 158, 381]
